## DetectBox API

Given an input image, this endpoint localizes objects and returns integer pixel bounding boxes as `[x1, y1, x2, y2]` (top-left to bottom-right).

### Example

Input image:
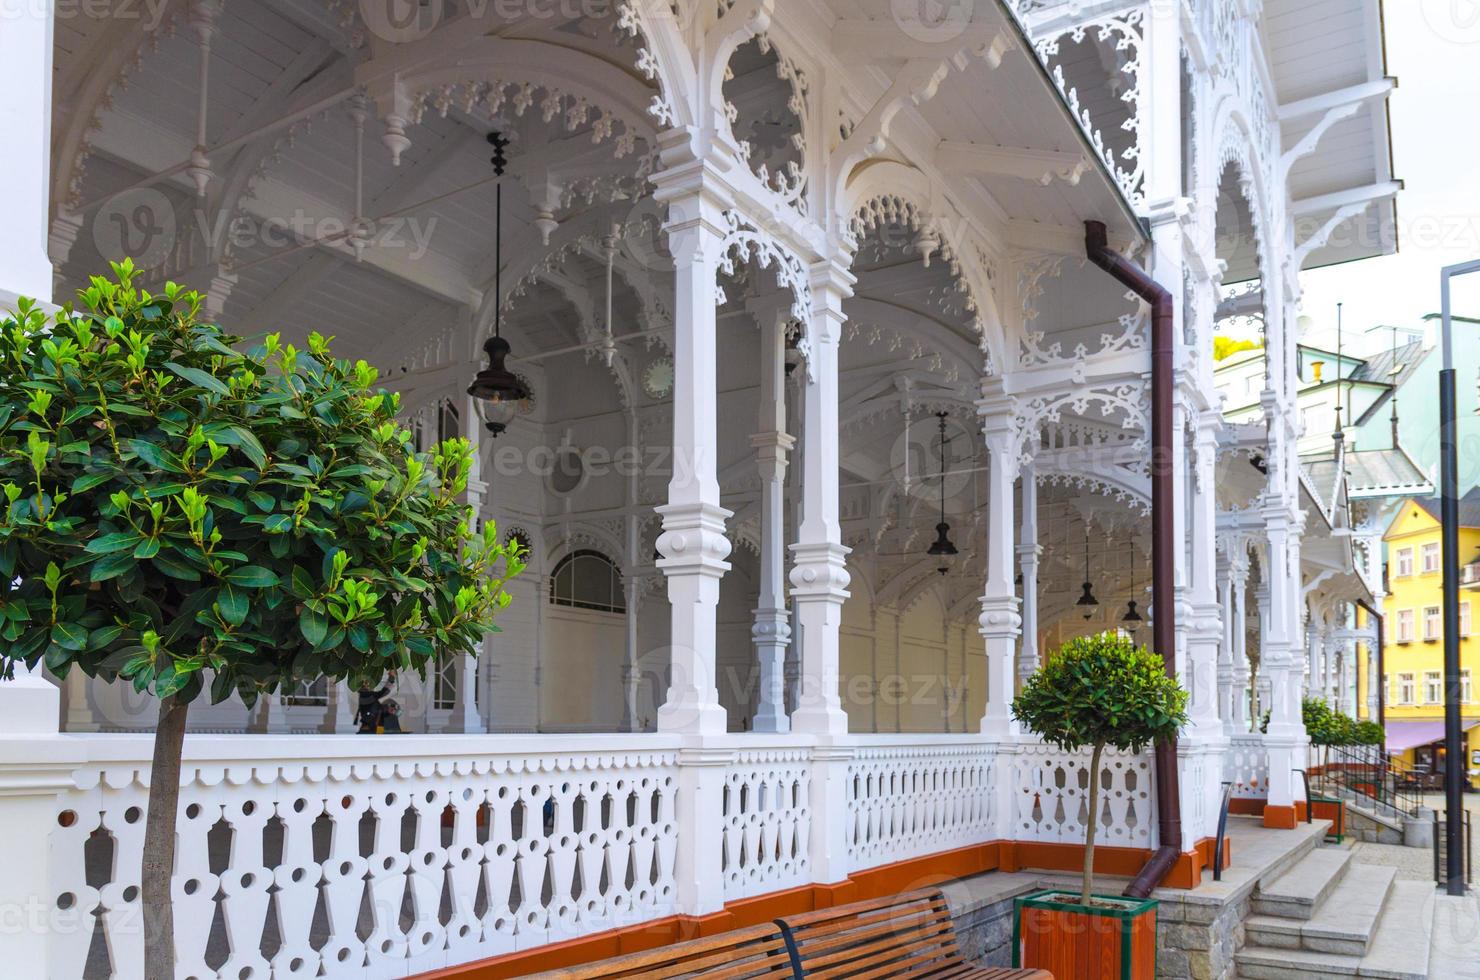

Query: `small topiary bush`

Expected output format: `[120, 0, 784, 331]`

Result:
[1013, 631, 1188, 905]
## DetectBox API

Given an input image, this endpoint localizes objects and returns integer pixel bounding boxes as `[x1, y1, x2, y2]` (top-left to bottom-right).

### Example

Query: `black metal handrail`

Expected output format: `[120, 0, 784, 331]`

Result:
[1315, 743, 1423, 820]
[1295, 769, 1313, 823]
[1213, 781, 1234, 882]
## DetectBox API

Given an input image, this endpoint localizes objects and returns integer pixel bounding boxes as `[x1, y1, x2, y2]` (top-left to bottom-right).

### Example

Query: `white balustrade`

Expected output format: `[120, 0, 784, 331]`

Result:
[46, 735, 681, 979]
[1226, 734, 1269, 800]
[845, 736, 997, 871]
[1010, 743, 1154, 848]
[719, 743, 812, 900]
[16, 730, 1192, 978]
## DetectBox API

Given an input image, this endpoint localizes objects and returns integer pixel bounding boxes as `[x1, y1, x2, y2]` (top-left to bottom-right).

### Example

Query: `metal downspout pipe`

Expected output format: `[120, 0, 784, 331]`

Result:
[1083, 221, 1183, 898]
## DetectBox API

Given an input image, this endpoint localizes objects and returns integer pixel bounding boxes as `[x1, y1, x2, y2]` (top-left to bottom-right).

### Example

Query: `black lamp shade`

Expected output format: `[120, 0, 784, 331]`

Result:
[1076, 581, 1099, 607]
[927, 521, 958, 557]
[468, 336, 530, 404]
[1122, 600, 1142, 623]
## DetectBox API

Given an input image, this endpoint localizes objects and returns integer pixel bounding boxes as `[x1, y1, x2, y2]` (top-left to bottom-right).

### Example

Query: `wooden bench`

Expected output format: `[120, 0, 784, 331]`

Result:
[780, 889, 1049, 980]
[524, 889, 1050, 980]
[523, 923, 796, 979]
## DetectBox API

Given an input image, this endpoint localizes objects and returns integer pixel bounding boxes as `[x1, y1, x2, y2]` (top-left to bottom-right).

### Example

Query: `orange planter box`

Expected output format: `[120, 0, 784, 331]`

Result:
[1014, 889, 1157, 980]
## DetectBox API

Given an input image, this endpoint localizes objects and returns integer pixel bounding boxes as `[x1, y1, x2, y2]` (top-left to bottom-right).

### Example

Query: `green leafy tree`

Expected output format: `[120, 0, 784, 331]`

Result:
[1354, 720, 1384, 747]
[1013, 632, 1188, 905]
[0, 262, 525, 976]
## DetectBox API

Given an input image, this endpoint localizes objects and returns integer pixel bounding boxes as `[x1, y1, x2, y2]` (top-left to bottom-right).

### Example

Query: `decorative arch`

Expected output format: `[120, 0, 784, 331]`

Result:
[1205, 101, 1276, 286]
[380, 38, 658, 158]
[842, 160, 1003, 371]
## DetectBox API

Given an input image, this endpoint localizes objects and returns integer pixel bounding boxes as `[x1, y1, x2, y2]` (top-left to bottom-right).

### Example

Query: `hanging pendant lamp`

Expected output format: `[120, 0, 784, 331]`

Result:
[1076, 521, 1099, 617]
[469, 130, 532, 435]
[926, 412, 957, 574]
[1121, 548, 1143, 628]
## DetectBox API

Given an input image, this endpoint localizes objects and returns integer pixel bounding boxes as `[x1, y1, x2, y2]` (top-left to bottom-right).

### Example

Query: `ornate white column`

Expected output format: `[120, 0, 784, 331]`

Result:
[0, 1, 61, 739]
[0, 2, 54, 306]
[788, 257, 852, 736]
[1016, 460, 1042, 689]
[251, 694, 290, 733]
[1185, 412, 1224, 737]
[1261, 505, 1309, 823]
[327, 681, 356, 733]
[1217, 551, 1236, 732]
[751, 306, 794, 733]
[63, 672, 97, 732]
[652, 139, 733, 735]
[445, 388, 487, 734]
[977, 385, 1020, 736]
[1253, 573, 1270, 730]
[1231, 550, 1251, 731]
[622, 409, 643, 733]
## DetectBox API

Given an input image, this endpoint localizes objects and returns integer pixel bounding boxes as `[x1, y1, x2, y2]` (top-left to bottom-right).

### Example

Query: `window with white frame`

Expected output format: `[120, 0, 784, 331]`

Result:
[1464, 669, 1473, 705]
[1462, 601, 1472, 638]
[1422, 542, 1441, 574]
[1397, 672, 1415, 705]
[1395, 547, 1413, 578]
[1425, 670, 1443, 705]
[1396, 608, 1415, 643]
[1424, 605, 1442, 641]
[550, 550, 626, 613]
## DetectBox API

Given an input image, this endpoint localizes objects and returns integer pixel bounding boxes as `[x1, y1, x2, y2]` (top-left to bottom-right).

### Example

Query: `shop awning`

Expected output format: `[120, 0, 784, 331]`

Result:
[1386, 719, 1480, 753]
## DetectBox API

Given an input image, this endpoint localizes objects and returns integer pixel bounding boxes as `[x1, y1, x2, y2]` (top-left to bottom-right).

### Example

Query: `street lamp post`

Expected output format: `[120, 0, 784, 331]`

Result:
[1439, 259, 1480, 896]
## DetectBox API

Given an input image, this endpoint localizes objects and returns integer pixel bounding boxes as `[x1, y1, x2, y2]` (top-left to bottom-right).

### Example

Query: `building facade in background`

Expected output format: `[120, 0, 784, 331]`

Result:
[1382, 491, 1480, 786]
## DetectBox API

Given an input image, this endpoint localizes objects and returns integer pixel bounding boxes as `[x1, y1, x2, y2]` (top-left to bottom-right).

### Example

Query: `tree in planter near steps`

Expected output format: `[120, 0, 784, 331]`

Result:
[1013, 631, 1188, 906]
[0, 261, 526, 977]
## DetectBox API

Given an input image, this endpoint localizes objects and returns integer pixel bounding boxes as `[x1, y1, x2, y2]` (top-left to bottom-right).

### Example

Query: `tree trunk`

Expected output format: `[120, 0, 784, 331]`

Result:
[143, 694, 189, 978]
[1082, 741, 1105, 906]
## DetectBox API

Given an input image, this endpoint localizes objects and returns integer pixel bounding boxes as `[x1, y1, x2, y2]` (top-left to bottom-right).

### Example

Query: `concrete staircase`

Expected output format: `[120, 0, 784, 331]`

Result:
[1235, 844, 1437, 978]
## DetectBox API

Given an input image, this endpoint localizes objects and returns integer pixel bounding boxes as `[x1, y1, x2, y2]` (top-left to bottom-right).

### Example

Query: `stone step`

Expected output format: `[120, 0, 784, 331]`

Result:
[1251, 846, 1354, 920]
[1244, 863, 1397, 955]
[1236, 881, 1435, 980]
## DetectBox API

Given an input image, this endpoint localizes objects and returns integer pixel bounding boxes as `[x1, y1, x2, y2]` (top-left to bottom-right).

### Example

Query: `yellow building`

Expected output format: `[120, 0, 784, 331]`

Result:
[1379, 491, 1480, 788]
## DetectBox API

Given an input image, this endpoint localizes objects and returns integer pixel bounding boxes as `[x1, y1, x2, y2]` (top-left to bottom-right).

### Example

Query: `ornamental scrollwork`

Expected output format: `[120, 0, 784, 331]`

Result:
[718, 209, 813, 378]
[1034, 8, 1146, 207]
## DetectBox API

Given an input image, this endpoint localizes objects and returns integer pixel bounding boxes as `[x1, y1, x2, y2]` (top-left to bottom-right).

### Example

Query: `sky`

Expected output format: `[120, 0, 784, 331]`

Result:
[1298, 3, 1480, 353]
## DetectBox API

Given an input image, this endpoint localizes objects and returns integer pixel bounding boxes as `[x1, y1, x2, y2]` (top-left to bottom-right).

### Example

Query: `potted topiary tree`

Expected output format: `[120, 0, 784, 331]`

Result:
[1010, 630, 1188, 980]
[0, 262, 526, 977]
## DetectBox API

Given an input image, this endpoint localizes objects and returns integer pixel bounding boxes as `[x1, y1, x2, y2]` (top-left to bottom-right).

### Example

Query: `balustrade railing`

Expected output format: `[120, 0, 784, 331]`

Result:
[16, 732, 1186, 979]
[845, 736, 998, 870]
[1010, 742, 1155, 848]
[1227, 733, 1270, 800]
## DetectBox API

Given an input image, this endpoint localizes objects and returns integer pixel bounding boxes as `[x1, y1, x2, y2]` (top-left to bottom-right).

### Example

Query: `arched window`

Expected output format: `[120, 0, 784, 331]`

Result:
[549, 550, 625, 613]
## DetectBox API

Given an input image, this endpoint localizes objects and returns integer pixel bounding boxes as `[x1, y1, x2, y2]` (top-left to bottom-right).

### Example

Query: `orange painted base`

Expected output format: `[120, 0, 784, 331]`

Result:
[1229, 796, 1266, 816]
[419, 836, 1224, 978]
[1262, 802, 1309, 829]
[997, 836, 1225, 890]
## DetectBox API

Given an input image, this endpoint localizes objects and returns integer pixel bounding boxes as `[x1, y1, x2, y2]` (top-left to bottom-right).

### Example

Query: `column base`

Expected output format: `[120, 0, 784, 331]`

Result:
[0, 667, 60, 735]
[750, 707, 791, 734]
[790, 708, 847, 736]
[657, 698, 728, 735]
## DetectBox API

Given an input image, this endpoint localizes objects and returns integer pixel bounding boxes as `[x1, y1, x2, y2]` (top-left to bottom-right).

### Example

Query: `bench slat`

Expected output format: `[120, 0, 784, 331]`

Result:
[522, 923, 793, 980]
[781, 888, 986, 980]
